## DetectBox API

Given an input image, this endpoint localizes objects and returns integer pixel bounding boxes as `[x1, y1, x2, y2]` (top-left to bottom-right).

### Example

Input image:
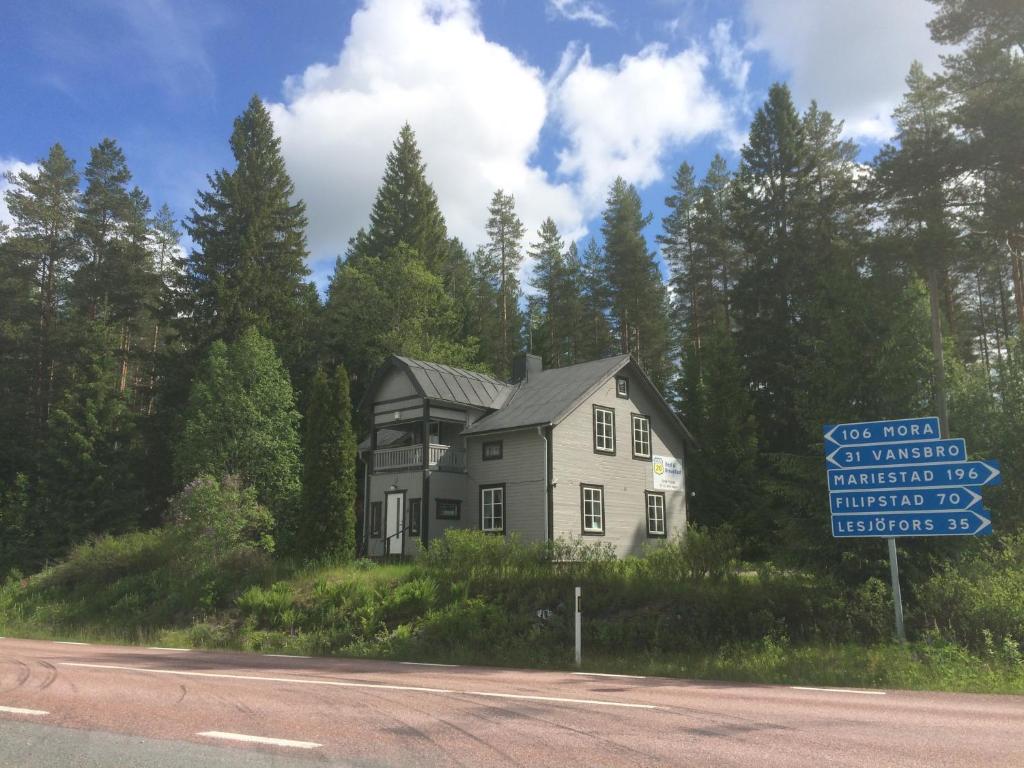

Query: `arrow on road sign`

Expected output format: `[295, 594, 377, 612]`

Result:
[827, 460, 1001, 491]
[830, 487, 982, 514]
[832, 509, 992, 538]
[824, 417, 941, 449]
[826, 438, 967, 469]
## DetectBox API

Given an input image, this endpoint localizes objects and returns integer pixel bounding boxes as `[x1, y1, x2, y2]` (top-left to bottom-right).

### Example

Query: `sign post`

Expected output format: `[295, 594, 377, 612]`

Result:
[823, 416, 999, 641]
[886, 538, 906, 643]
[574, 586, 582, 667]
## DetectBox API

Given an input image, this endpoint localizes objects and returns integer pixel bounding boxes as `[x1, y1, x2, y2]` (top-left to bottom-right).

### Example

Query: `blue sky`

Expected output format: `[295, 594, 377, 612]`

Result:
[1, 0, 947, 290]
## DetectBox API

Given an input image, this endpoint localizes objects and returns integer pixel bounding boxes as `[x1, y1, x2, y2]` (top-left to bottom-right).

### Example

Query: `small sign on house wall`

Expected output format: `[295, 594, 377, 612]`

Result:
[652, 455, 683, 491]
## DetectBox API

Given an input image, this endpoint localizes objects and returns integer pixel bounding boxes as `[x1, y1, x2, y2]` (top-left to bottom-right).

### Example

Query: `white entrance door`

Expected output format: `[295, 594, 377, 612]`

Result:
[385, 492, 404, 555]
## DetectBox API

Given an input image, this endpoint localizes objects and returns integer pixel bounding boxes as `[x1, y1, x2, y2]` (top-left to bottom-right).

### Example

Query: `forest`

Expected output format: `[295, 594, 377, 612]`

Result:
[0, 0, 1021, 594]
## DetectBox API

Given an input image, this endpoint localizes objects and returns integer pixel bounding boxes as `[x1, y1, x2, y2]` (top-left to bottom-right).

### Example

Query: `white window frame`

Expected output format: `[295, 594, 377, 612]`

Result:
[581, 484, 605, 535]
[480, 485, 505, 533]
[631, 413, 651, 459]
[646, 491, 666, 537]
[593, 405, 615, 454]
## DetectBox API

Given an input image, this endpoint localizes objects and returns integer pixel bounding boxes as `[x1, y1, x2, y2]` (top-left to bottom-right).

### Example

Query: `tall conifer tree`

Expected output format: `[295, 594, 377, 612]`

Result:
[601, 178, 672, 387]
[184, 96, 316, 383]
[299, 366, 357, 560]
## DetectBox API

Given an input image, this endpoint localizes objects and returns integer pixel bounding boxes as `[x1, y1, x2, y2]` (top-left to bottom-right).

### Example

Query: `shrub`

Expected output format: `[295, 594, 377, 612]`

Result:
[165, 475, 275, 555]
[638, 525, 740, 582]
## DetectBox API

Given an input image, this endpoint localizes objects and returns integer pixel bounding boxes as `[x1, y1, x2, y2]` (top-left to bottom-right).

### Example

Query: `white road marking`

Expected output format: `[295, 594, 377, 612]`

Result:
[147, 647, 190, 652]
[59, 662, 658, 710]
[265, 654, 312, 659]
[0, 705, 49, 716]
[54, 641, 89, 645]
[197, 731, 321, 749]
[571, 672, 646, 679]
[465, 690, 656, 709]
[399, 661, 459, 667]
[791, 686, 886, 696]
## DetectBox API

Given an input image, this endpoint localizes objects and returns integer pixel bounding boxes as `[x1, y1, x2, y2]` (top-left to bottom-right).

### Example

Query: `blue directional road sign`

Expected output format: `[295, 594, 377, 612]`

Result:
[827, 460, 1001, 492]
[829, 487, 982, 514]
[823, 417, 941, 449]
[832, 509, 992, 538]
[826, 438, 967, 469]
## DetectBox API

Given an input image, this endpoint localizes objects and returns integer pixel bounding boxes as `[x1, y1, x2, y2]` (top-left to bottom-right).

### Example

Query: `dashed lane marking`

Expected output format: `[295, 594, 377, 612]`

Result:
[399, 661, 459, 667]
[59, 662, 659, 710]
[0, 706, 49, 716]
[147, 647, 191, 652]
[571, 672, 647, 679]
[197, 731, 321, 749]
[53, 641, 89, 645]
[264, 654, 312, 659]
[465, 690, 656, 709]
[791, 686, 886, 696]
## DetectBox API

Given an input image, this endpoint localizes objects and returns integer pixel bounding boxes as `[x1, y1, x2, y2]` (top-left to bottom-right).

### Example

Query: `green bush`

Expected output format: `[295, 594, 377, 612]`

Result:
[915, 535, 1024, 652]
[165, 475, 275, 554]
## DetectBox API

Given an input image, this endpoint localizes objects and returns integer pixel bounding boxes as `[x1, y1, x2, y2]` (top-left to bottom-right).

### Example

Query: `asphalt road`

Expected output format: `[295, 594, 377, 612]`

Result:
[1, 637, 1022, 767]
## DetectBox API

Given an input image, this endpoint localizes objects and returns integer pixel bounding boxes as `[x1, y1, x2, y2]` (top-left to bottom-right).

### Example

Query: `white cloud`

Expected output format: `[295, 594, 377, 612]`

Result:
[0, 158, 40, 231]
[547, 0, 614, 29]
[268, 0, 584, 275]
[551, 43, 731, 209]
[710, 20, 750, 91]
[742, 0, 946, 142]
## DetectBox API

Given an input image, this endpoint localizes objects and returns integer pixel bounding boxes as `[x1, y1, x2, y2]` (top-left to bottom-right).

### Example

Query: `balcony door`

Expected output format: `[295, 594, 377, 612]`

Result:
[385, 491, 405, 555]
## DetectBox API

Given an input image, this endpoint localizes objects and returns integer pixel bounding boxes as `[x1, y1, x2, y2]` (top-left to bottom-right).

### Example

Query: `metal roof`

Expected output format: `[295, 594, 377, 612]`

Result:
[462, 354, 631, 435]
[393, 356, 513, 410]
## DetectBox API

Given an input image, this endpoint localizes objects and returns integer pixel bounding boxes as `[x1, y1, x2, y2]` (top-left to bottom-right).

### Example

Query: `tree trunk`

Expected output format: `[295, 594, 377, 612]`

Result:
[927, 265, 949, 438]
[1011, 244, 1024, 331]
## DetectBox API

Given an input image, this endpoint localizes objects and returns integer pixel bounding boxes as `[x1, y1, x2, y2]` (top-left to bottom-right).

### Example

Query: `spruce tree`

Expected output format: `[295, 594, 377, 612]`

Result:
[358, 123, 449, 272]
[600, 178, 672, 387]
[299, 366, 357, 560]
[184, 95, 316, 383]
[323, 246, 479, 407]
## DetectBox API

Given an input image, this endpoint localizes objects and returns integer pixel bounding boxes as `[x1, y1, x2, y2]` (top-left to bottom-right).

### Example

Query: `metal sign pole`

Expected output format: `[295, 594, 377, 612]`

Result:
[574, 586, 582, 666]
[887, 538, 906, 643]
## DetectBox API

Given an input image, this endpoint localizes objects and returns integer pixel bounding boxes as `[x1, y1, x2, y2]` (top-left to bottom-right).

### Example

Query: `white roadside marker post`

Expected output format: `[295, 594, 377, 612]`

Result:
[574, 586, 582, 667]
[887, 537, 906, 643]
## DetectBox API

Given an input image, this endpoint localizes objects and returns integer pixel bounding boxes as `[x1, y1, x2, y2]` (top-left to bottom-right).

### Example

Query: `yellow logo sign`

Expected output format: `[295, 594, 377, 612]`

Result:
[653, 457, 665, 475]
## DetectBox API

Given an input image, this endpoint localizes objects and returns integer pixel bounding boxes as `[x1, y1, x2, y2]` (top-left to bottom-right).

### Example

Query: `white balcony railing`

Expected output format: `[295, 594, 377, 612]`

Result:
[373, 443, 466, 472]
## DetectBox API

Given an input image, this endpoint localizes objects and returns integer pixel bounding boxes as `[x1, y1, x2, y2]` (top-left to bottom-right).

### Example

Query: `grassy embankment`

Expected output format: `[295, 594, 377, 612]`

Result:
[2, 528, 1023, 694]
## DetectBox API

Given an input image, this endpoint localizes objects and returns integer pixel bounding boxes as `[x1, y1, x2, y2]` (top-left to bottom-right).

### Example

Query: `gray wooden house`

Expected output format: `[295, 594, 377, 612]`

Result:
[359, 353, 689, 557]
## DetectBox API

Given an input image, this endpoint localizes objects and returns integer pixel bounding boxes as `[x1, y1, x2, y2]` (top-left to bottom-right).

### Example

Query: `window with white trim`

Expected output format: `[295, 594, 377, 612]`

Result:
[593, 406, 615, 454]
[409, 498, 422, 536]
[646, 491, 666, 537]
[632, 414, 651, 459]
[581, 484, 605, 534]
[616, 377, 629, 398]
[480, 485, 505, 533]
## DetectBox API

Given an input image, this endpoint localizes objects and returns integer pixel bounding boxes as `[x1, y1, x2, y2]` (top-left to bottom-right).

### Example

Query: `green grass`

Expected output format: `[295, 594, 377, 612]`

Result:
[3, 528, 1023, 695]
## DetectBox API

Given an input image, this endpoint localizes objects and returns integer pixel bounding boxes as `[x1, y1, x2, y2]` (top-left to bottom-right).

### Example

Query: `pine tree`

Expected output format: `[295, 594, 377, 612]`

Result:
[928, 0, 1024, 333]
[600, 178, 672, 387]
[174, 327, 302, 542]
[529, 217, 572, 367]
[577, 238, 615, 361]
[357, 123, 449, 272]
[478, 189, 526, 377]
[874, 63, 968, 434]
[1, 145, 80, 458]
[184, 95, 316, 383]
[298, 366, 357, 560]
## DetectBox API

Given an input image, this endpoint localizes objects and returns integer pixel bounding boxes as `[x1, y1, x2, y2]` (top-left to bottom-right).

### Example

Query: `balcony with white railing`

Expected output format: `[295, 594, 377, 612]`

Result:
[373, 443, 466, 473]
